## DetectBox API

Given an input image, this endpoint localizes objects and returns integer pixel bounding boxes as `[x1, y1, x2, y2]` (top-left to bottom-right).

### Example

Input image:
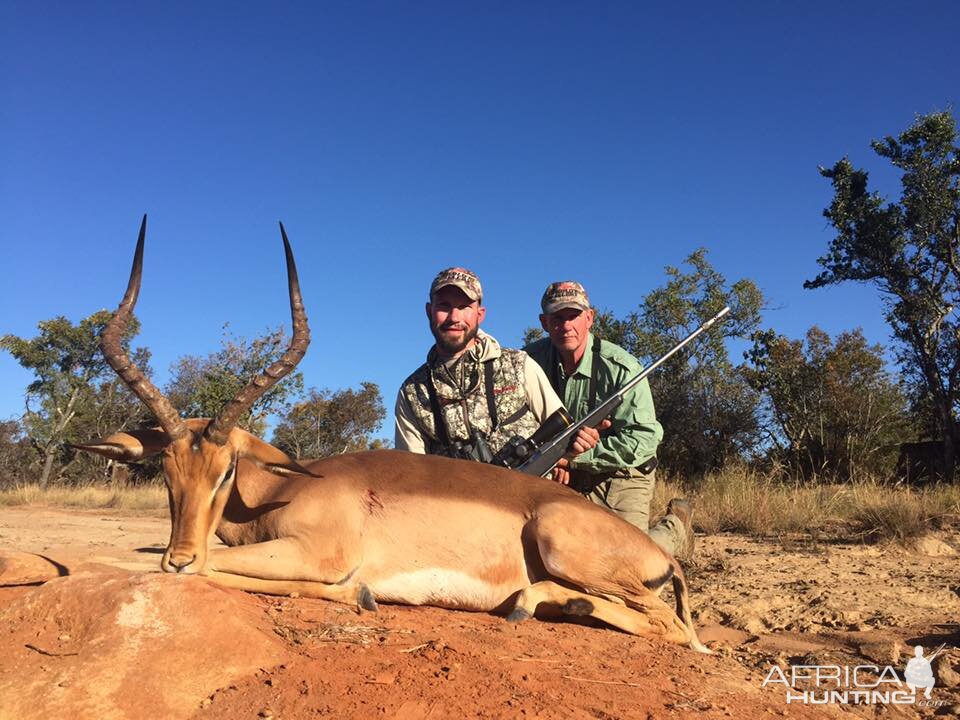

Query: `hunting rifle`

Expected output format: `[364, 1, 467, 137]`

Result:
[494, 306, 731, 477]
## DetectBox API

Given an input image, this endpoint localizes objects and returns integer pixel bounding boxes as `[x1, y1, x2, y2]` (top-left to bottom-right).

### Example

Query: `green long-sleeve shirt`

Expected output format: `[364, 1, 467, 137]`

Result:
[524, 333, 663, 474]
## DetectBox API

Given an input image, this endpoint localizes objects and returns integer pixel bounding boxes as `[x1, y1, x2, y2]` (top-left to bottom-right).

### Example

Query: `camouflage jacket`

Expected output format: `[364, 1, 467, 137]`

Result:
[395, 332, 559, 456]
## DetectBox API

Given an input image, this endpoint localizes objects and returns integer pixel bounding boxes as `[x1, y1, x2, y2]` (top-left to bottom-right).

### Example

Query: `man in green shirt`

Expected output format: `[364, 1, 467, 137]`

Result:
[524, 281, 695, 559]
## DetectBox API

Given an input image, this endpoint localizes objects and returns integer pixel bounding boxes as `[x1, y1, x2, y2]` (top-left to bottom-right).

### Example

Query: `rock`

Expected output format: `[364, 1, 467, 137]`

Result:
[858, 640, 902, 666]
[0, 549, 66, 585]
[911, 535, 957, 557]
[0, 568, 286, 719]
[842, 610, 862, 626]
[934, 656, 960, 688]
[693, 607, 721, 625]
[734, 614, 766, 636]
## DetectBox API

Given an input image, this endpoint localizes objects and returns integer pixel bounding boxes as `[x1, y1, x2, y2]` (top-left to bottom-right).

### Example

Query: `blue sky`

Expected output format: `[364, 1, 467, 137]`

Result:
[2, 2, 958, 438]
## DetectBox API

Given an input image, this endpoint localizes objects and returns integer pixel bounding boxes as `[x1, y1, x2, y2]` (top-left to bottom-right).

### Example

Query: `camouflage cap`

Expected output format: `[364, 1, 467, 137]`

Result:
[430, 267, 482, 302]
[541, 281, 591, 314]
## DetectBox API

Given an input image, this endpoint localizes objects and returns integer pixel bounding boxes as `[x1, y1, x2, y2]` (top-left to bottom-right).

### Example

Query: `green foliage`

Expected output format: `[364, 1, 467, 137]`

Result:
[1, 312, 115, 391]
[521, 326, 544, 346]
[165, 325, 304, 436]
[0, 419, 33, 486]
[598, 248, 765, 479]
[806, 110, 960, 476]
[745, 327, 912, 481]
[0, 312, 148, 486]
[272, 382, 387, 459]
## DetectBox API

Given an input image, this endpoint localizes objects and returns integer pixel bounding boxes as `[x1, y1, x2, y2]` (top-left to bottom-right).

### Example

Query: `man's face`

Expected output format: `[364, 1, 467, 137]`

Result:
[540, 307, 595, 355]
[427, 285, 486, 357]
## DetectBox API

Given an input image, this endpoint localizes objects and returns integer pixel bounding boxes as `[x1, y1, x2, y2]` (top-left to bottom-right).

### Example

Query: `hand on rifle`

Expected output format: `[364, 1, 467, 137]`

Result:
[550, 420, 611, 484]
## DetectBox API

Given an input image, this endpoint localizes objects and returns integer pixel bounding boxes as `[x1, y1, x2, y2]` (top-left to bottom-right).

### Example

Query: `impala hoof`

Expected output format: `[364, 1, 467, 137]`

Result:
[358, 583, 378, 612]
[690, 639, 714, 654]
[506, 607, 532, 623]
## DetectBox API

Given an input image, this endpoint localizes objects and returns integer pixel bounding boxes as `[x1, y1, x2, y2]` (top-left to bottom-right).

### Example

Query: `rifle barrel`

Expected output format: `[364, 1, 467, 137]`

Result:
[515, 305, 731, 476]
[614, 305, 731, 397]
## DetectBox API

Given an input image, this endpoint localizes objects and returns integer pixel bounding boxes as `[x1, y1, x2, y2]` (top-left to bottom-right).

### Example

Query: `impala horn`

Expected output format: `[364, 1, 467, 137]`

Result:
[203, 221, 310, 446]
[101, 214, 189, 440]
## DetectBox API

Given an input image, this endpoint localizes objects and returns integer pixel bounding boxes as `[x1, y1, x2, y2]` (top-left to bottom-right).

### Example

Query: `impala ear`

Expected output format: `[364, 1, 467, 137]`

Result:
[71, 428, 171, 462]
[235, 431, 322, 478]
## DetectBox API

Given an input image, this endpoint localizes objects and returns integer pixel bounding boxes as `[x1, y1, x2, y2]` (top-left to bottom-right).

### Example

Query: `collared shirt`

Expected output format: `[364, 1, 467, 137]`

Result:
[525, 333, 663, 474]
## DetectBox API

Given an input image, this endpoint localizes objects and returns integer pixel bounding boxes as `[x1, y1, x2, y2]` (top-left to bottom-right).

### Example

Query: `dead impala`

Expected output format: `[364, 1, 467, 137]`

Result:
[75, 216, 710, 653]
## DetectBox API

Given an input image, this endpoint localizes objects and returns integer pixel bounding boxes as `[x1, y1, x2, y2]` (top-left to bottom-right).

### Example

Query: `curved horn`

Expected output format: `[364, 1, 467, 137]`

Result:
[101, 215, 189, 440]
[204, 222, 310, 446]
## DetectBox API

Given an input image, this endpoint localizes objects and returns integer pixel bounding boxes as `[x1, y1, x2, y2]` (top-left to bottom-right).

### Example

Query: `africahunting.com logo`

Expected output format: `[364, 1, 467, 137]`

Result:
[762, 644, 948, 707]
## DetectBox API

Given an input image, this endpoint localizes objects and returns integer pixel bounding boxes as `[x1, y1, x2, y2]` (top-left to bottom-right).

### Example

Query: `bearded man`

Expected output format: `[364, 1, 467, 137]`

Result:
[395, 268, 599, 471]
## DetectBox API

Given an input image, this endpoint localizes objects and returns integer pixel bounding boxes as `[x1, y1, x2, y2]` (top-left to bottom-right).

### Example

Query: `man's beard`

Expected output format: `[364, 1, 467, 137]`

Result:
[431, 322, 478, 356]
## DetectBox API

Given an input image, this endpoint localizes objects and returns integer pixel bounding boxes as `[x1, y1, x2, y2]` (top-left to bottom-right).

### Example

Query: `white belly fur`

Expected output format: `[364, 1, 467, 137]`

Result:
[370, 568, 518, 610]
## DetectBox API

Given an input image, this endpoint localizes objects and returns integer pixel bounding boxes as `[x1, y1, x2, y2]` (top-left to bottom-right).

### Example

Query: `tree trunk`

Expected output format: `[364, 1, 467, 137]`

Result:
[34, 385, 83, 490]
[109, 460, 130, 488]
[943, 423, 957, 483]
[932, 393, 956, 482]
[39, 449, 56, 490]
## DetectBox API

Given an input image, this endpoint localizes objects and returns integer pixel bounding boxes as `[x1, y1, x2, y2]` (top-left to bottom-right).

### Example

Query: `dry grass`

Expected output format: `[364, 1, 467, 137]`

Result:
[0, 483, 167, 513]
[655, 465, 960, 541]
[844, 482, 960, 541]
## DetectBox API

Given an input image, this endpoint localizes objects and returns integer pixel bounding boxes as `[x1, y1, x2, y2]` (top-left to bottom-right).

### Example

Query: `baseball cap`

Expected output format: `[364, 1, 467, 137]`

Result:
[430, 267, 482, 302]
[541, 281, 591, 314]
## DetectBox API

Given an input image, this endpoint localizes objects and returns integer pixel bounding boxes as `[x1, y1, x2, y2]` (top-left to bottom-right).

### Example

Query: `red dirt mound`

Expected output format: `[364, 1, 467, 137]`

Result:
[0, 569, 285, 719]
[0, 566, 837, 719]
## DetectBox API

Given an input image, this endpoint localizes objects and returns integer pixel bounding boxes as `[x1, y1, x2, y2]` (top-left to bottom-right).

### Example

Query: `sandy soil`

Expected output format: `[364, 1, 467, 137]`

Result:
[1, 506, 958, 719]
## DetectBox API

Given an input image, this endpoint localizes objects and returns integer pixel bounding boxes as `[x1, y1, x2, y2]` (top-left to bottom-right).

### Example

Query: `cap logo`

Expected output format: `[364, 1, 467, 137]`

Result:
[442, 269, 475, 283]
[430, 267, 483, 302]
[541, 280, 590, 313]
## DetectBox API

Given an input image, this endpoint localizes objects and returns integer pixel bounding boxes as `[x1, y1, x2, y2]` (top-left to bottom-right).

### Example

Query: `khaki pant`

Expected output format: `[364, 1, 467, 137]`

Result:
[573, 467, 685, 557]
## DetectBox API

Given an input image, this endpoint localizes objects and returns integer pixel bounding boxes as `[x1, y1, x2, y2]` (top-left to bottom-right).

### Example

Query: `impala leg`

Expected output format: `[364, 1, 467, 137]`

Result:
[527, 510, 711, 652]
[203, 539, 376, 611]
[206, 538, 341, 581]
[202, 570, 377, 610]
[507, 580, 691, 646]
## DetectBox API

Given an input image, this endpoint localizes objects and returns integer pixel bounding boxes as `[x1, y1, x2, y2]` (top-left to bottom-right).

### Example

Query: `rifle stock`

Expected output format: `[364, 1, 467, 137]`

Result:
[515, 306, 731, 477]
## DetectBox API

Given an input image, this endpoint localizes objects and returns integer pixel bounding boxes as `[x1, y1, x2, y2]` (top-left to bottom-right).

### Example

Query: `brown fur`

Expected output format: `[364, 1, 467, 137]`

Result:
[77, 427, 709, 652]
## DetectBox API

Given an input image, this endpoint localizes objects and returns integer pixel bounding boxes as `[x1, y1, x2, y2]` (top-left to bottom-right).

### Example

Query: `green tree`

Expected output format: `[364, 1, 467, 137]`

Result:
[272, 382, 387, 459]
[0, 419, 33, 488]
[806, 110, 960, 479]
[521, 326, 544, 346]
[597, 248, 765, 479]
[0, 312, 146, 487]
[63, 348, 158, 484]
[165, 325, 304, 436]
[746, 327, 912, 481]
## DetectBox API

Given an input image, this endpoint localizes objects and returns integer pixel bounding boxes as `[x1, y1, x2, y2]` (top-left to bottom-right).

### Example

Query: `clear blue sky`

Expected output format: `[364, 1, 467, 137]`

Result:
[2, 2, 958, 438]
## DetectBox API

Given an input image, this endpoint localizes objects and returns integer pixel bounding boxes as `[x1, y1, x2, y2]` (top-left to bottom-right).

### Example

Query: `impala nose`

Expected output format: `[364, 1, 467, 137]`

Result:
[166, 553, 197, 573]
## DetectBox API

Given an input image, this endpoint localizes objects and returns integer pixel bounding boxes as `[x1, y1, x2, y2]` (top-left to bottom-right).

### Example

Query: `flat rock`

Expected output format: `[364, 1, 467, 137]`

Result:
[858, 639, 902, 666]
[911, 534, 957, 557]
[0, 568, 285, 719]
[0, 548, 68, 586]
